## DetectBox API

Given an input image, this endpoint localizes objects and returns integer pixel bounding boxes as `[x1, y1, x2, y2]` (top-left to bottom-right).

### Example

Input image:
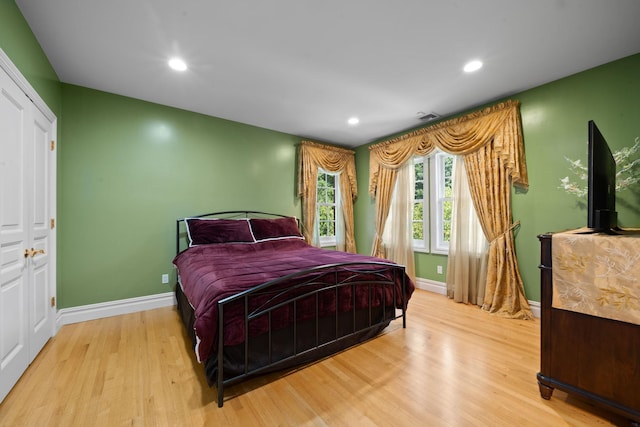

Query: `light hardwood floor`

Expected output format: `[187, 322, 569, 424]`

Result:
[0, 290, 631, 426]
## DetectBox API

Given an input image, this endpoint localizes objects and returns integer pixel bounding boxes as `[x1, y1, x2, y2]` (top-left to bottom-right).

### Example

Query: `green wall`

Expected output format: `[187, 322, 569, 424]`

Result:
[0, 0, 61, 117]
[354, 53, 640, 302]
[59, 85, 302, 308]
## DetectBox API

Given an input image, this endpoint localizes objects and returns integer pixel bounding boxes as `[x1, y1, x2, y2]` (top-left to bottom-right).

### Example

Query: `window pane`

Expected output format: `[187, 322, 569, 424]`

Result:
[444, 157, 453, 194]
[318, 173, 327, 188]
[414, 181, 423, 199]
[319, 205, 331, 219]
[443, 200, 452, 221]
[327, 188, 335, 203]
[327, 206, 335, 221]
[413, 222, 423, 240]
[444, 156, 453, 174]
[326, 174, 335, 187]
[413, 202, 423, 220]
[445, 185, 453, 198]
[443, 220, 451, 242]
[319, 221, 329, 236]
[414, 161, 424, 180]
[318, 187, 328, 203]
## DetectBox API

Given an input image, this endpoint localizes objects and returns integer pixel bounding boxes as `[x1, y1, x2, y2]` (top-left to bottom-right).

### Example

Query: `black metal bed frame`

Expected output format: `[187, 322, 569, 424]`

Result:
[175, 211, 408, 407]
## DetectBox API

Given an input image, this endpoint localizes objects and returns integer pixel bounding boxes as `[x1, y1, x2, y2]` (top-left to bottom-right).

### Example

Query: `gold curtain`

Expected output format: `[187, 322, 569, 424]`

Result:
[298, 140, 358, 253]
[368, 100, 533, 319]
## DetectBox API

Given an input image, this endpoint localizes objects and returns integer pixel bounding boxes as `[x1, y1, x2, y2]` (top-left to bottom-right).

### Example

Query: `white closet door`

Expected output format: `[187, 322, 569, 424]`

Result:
[0, 56, 55, 402]
[0, 67, 31, 402]
[27, 106, 53, 362]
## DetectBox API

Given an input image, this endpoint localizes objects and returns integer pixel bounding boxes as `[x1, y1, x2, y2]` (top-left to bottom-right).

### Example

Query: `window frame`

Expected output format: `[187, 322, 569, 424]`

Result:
[412, 157, 429, 252]
[316, 168, 340, 247]
[412, 151, 454, 254]
[429, 151, 453, 254]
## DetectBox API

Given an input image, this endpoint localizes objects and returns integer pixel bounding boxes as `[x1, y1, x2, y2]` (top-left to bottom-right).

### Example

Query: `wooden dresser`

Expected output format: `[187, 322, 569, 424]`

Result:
[537, 233, 640, 423]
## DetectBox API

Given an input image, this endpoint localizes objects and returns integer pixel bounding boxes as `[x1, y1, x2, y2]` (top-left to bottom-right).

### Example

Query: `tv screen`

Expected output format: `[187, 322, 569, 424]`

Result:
[587, 120, 617, 231]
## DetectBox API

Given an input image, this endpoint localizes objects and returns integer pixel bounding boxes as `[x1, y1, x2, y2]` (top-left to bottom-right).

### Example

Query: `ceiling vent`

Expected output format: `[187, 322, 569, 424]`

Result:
[417, 112, 440, 122]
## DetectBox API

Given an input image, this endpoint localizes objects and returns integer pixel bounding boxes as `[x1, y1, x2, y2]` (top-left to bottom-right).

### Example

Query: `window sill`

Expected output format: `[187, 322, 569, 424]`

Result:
[413, 247, 448, 256]
[431, 248, 449, 256]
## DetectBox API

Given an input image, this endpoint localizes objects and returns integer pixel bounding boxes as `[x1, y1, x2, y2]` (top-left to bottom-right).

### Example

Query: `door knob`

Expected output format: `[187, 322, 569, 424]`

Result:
[24, 248, 46, 258]
[32, 249, 45, 257]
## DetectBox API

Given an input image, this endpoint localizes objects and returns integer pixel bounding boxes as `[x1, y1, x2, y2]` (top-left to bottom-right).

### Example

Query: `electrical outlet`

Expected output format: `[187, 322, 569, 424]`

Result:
[437, 265, 443, 275]
[162, 273, 169, 284]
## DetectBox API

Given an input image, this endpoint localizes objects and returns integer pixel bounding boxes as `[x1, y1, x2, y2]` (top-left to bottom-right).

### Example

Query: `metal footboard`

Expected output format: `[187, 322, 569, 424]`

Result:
[215, 261, 407, 407]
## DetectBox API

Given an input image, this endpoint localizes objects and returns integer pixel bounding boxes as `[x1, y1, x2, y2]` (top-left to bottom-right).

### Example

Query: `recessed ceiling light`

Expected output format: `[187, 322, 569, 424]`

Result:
[168, 58, 188, 71]
[347, 117, 359, 125]
[463, 60, 483, 73]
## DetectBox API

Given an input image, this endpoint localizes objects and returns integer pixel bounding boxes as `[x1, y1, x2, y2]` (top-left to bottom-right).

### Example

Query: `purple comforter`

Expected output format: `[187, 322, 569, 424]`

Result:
[173, 239, 414, 362]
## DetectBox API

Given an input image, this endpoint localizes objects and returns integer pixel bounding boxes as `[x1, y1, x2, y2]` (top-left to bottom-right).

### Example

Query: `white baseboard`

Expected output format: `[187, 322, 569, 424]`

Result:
[414, 277, 540, 318]
[415, 277, 446, 295]
[54, 278, 541, 331]
[528, 300, 541, 318]
[56, 292, 176, 330]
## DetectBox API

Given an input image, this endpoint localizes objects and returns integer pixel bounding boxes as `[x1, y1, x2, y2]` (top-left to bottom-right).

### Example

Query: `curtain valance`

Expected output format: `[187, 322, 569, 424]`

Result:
[298, 140, 357, 199]
[369, 100, 528, 196]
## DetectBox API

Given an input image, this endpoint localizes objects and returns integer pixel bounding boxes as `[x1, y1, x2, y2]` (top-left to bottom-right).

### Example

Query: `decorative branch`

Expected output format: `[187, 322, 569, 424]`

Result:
[559, 136, 640, 197]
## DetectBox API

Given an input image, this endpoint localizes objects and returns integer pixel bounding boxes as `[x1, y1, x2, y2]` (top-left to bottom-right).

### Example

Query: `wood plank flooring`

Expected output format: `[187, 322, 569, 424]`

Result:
[0, 290, 632, 426]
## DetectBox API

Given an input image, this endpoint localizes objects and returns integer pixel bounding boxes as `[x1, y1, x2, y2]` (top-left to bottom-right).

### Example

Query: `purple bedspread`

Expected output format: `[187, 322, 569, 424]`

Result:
[173, 239, 414, 362]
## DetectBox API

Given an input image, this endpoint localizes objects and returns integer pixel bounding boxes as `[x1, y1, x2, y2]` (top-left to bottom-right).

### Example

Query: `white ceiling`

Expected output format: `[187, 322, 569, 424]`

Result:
[16, 0, 640, 147]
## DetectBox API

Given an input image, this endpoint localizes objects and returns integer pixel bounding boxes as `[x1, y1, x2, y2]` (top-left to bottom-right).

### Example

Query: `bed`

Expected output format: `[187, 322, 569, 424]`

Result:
[173, 211, 415, 407]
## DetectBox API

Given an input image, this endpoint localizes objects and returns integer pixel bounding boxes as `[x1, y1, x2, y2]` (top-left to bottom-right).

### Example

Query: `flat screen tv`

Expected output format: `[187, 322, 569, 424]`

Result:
[587, 120, 618, 231]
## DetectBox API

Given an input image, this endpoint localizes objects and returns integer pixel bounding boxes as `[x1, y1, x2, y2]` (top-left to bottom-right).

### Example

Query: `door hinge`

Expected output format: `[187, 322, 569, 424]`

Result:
[50, 140, 55, 151]
[50, 218, 55, 229]
[51, 297, 56, 307]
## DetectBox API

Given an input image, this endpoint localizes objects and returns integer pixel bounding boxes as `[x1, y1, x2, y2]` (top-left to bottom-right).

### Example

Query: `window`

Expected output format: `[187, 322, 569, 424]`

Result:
[413, 151, 454, 254]
[412, 157, 428, 250]
[431, 152, 453, 253]
[316, 169, 340, 247]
